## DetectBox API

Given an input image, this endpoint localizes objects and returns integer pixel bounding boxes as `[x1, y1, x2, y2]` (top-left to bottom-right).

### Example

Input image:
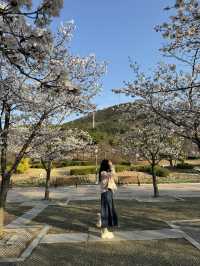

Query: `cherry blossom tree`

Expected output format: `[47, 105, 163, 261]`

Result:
[30, 126, 92, 200]
[114, 1, 200, 152]
[0, 0, 64, 81]
[155, 0, 200, 74]
[163, 136, 185, 167]
[0, 26, 105, 237]
[0, 0, 105, 236]
[120, 104, 184, 197]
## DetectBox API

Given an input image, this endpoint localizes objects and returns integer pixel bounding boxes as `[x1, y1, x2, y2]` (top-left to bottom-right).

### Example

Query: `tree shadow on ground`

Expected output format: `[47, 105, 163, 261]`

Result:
[17, 239, 200, 266]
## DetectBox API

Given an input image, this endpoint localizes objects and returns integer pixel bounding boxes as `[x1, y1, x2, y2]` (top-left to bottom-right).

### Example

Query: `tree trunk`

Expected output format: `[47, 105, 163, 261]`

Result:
[151, 164, 159, 197]
[0, 174, 10, 207]
[169, 158, 173, 167]
[44, 161, 52, 200]
[0, 207, 3, 237]
[0, 173, 11, 236]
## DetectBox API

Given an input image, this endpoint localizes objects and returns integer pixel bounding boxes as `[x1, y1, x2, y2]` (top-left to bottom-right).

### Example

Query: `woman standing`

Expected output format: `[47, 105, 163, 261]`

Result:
[98, 159, 118, 239]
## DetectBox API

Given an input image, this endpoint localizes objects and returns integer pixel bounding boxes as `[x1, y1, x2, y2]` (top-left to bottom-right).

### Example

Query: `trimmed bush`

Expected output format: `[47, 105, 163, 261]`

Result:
[30, 162, 43, 168]
[16, 158, 30, 174]
[120, 161, 131, 166]
[187, 156, 200, 160]
[131, 165, 170, 177]
[115, 165, 130, 172]
[175, 163, 194, 169]
[70, 165, 130, 175]
[70, 167, 97, 175]
[53, 160, 95, 168]
[30, 160, 96, 169]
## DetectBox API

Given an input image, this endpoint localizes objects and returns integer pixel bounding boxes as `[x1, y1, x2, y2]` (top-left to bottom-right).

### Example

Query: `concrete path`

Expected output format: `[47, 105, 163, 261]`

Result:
[6, 183, 200, 203]
[41, 228, 184, 244]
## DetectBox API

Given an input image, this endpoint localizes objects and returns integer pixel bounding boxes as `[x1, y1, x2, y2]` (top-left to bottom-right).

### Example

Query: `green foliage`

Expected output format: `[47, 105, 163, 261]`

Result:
[115, 165, 131, 172]
[16, 158, 30, 174]
[30, 159, 96, 169]
[54, 160, 95, 168]
[131, 165, 170, 177]
[120, 161, 131, 166]
[175, 163, 194, 170]
[70, 167, 97, 175]
[89, 130, 108, 144]
[62, 103, 131, 145]
[70, 164, 130, 175]
[30, 161, 43, 168]
[187, 156, 200, 160]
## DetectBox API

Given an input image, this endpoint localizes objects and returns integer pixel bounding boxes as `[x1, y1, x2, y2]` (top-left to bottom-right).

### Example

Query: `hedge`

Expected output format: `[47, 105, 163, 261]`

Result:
[187, 156, 200, 160]
[175, 163, 194, 170]
[30, 160, 96, 169]
[115, 165, 131, 172]
[70, 165, 130, 176]
[30, 162, 43, 168]
[131, 165, 170, 177]
[70, 167, 97, 175]
[120, 161, 131, 166]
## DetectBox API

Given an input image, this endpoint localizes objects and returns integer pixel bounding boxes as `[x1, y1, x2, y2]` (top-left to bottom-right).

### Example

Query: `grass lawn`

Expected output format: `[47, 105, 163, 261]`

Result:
[17, 239, 200, 266]
[32, 201, 100, 233]
[32, 198, 200, 233]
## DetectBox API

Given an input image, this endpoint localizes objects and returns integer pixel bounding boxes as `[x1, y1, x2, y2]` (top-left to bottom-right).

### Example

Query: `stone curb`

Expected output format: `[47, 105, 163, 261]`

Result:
[166, 219, 200, 251]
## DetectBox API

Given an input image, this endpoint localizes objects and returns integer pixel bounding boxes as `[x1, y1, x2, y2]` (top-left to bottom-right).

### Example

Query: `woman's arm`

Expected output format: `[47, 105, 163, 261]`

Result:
[100, 171, 111, 191]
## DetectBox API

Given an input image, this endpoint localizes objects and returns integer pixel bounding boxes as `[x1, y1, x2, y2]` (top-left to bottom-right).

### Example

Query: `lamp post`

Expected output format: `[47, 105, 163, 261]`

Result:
[94, 147, 98, 184]
[91, 106, 96, 129]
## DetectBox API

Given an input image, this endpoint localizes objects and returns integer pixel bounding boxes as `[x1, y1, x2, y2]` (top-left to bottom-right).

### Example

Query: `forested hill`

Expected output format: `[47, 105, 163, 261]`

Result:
[62, 103, 134, 145]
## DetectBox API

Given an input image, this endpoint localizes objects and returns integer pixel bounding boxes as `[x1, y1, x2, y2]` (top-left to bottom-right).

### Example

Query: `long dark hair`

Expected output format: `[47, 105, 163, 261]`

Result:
[99, 159, 111, 182]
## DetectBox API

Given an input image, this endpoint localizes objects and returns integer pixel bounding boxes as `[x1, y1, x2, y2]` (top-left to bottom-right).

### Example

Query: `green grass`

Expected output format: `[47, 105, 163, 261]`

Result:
[114, 199, 200, 224]
[14, 198, 200, 265]
[32, 201, 100, 233]
[4, 204, 31, 226]
[17, 239, 200, 266]
[31, 198, 200, 234]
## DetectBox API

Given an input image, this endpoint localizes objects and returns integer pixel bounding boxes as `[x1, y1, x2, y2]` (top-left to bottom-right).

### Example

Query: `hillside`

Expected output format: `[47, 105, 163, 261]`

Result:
[62, 102, 133, 145]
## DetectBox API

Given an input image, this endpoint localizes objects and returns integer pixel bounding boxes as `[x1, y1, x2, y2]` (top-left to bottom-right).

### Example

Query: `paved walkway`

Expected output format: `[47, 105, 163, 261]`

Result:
[41, 228, 184, 244]
[6, 183, 200, 203]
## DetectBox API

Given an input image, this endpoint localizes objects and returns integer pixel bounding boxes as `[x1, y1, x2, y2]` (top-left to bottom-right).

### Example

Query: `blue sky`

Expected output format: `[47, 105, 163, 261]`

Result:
[52, 0, 174, 111]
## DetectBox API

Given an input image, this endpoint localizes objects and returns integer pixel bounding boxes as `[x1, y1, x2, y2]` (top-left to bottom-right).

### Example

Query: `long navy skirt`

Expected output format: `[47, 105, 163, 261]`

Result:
[101, 189, 118, 228]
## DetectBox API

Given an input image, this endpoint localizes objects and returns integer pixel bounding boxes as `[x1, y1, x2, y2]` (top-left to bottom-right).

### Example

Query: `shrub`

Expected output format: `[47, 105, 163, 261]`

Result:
[187, 156, 200, 160]
[78, 161, 95, 166]
[53, 160, 95, 168]
[115, 165, 130, 172]
[30, 160, 96, 169]
[30, 162, 43, 168]
[120, 161, 131, 166]
[16, 158, 30, 174]
[70, 167, 97, 175]
[131, 165, 169, 177]
[70, 165, 130, 175]
[175, 163, 194, 169]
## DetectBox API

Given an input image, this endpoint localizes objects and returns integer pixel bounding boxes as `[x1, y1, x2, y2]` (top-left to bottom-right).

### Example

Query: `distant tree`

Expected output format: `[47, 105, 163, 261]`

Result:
[30, 126, 92, 200]
[121, 104, 183, 197]
[163, 136, 185, 167]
